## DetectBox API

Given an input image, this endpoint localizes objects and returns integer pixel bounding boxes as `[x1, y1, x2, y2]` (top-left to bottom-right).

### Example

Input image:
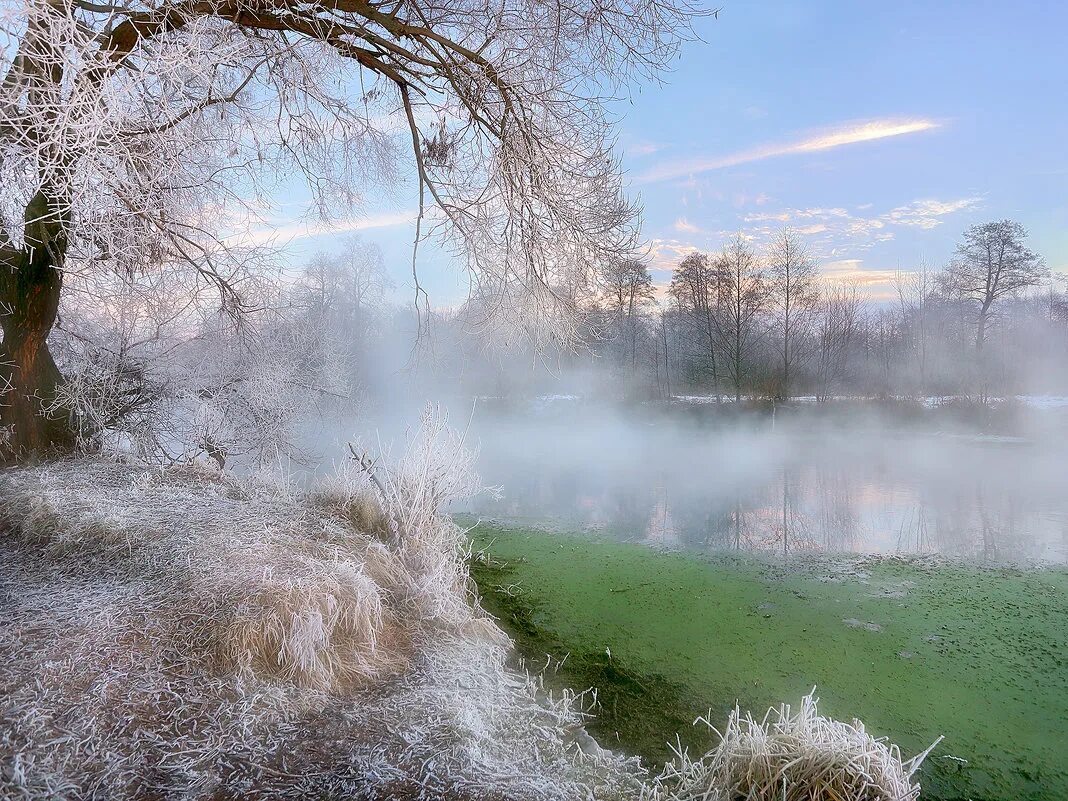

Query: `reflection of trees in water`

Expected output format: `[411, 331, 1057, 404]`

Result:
[470, 444, 1063, 562]
[918, 482, 1042, 561]
[976, 483, 999, 560]
[643, 481, 677, 545]
[701, 467, 851, 556]
[811, 467, 858, 552]
[894, 505, 932, 553]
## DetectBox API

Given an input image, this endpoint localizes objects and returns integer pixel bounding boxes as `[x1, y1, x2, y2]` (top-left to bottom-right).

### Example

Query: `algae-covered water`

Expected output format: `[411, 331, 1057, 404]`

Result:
[466, 521, 1068, 801]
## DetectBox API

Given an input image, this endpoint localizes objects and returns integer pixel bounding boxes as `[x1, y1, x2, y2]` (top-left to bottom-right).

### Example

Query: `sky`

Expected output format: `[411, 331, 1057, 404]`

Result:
[256, 0, 1068, 305]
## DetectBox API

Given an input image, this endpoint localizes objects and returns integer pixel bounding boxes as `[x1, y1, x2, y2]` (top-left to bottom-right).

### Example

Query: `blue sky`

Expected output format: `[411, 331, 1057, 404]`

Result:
[262, 0, 1068, 304]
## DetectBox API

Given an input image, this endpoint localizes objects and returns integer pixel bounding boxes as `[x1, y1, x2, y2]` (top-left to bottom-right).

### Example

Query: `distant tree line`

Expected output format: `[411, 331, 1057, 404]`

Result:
[572, 219, 1057, 402]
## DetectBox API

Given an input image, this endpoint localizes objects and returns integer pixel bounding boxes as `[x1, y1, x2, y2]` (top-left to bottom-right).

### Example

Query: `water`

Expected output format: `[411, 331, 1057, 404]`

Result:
[461, 410, 1068, 564]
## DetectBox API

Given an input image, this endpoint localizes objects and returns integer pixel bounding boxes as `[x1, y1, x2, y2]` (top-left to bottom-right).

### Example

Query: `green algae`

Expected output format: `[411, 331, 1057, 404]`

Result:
[465, 520, 1068, 801]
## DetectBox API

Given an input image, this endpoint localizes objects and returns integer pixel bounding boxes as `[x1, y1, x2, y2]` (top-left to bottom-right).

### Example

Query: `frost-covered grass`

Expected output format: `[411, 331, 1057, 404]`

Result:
[0, 449, 644, 799]
[647, 691, 940, 801]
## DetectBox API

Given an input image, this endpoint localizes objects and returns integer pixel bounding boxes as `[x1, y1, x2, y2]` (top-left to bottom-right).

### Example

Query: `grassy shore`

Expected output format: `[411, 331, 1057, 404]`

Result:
[465, 520, 1068, 801]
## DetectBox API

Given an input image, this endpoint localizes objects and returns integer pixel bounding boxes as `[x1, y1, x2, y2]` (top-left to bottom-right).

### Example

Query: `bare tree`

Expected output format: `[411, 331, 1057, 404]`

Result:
[894, 261, 933, 397]
[0, 0, 702, 455]
[301, 236, 392, 378]
[602, 259, 656, 370]
[815, 282, 862, 402]
[669, 250, 722, 397]
[939, 220, 1047, 352]
[766, 227, 819, 398]
[713, 236, 769, 402]
[52, 262, 348, 463]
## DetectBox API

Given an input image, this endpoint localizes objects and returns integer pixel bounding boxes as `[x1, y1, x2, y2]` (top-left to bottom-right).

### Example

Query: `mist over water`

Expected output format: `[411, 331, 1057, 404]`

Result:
[454, 400, 1068, 565]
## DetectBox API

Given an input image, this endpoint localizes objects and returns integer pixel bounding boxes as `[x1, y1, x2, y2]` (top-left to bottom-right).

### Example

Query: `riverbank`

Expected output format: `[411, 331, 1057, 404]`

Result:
[467, 520, 1068, 801]
[0, 459, 644, 799]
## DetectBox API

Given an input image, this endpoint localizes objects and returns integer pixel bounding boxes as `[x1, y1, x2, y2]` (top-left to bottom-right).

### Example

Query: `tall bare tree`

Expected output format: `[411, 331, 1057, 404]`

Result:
[669, 250, 722, 397]
[0, 0, 703, 455]
[713, 236, 769, 402]
[815, 282, 862, 401]
[940, 220, 1047, 352]
[894, 261, 933, 396]
[301, 236, 392, 372]
[602, 258, 656, 370]
[766, 227, 819, 398]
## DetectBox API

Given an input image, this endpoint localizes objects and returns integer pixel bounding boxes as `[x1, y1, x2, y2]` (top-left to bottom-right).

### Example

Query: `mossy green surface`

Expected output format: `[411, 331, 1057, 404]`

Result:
[465, 520, 1068, 801]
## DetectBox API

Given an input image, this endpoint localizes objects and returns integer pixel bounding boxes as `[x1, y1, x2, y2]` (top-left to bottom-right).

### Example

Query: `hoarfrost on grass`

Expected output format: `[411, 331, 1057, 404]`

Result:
[646, 689, 940, 801]
[0, 409, 643, 799]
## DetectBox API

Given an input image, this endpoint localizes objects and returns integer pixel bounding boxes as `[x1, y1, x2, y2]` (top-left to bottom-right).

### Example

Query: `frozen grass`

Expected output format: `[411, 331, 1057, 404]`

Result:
[0, 459, 409, 693]
[0, 409, 644, 799]
[647, 691, 940, 801]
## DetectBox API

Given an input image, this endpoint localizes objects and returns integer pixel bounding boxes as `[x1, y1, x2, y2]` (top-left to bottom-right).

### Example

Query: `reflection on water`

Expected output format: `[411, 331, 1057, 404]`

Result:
[462, 418, 1068, 564]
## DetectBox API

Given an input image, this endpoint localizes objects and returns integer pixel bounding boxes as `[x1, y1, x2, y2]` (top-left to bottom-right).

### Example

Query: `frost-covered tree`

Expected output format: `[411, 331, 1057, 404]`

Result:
[0, 0, 703, 455]
[46, 267, 345, 463]
[299, 236, 392, 383]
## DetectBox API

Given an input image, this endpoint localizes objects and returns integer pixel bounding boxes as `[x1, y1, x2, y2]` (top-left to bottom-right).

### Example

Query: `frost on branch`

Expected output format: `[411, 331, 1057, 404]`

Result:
[44, 269, 347, 465]
[0, 0, 702, 361]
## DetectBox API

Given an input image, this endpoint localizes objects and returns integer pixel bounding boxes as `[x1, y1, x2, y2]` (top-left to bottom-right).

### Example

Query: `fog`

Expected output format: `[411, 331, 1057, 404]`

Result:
[295, 392, 1068, 566]
[471, 404, 1068, 563]
[46, 232, 1068, 569]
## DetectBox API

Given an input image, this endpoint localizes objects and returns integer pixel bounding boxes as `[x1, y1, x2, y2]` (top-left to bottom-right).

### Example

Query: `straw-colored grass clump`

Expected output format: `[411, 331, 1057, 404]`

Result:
[648, 690, 940, 801]
[0, 459, 409, 694]
[221, 557, 399, 689]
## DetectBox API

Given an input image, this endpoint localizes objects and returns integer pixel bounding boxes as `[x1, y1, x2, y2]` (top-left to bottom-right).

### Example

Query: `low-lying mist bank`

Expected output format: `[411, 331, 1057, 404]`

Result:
[290, 395, 1068, 566]
[451, 399, 1068, 565]
[468, 521, 1068, 801]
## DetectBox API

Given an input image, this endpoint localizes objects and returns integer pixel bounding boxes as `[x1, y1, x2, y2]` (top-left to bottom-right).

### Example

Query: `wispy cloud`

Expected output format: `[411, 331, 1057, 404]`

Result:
[637, 118, 940, 184]
[626, 140, 664, 157]
[820, 259, 903, 300]
[673, 217, 702, 234]
[649, 238, 700, 272]
[238, 210, 416, 247]
[741, 196, 980, 245]
[885, 197, 982, 229]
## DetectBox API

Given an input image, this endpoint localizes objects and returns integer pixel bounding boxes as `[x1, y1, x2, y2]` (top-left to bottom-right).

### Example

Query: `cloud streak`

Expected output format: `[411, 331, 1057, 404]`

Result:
[637, 118, 940, 184]
[238, 210, 416, 247]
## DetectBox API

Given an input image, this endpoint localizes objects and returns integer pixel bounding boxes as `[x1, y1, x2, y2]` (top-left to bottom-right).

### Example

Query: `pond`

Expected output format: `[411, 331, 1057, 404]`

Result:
[462, 408, 1068, 564]
[457, 403, 1068, 800]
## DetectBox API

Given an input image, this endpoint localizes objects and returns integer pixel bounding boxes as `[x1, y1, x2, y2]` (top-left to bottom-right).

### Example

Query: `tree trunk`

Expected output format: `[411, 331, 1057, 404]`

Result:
[0, 191, 75, 457]
[975, 303, 991, 352]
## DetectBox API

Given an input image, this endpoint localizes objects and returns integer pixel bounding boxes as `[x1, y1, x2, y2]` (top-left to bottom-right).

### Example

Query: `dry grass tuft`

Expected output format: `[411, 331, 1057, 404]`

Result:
[0, 458, 410, 694]
[220, 559, 403, 690]
[307, 468, 395, 543]
[646, 689, 940, 801]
